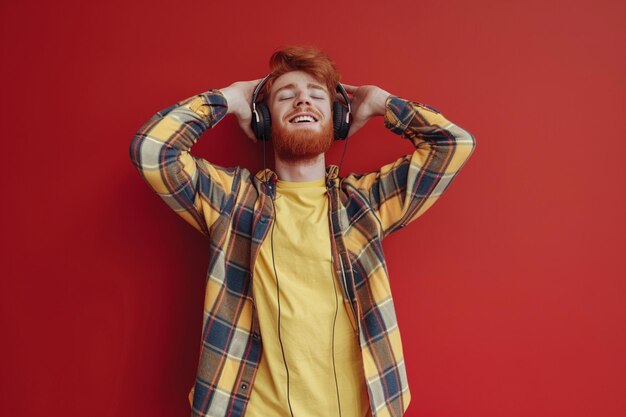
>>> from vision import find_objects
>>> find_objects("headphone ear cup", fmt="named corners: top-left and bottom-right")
top-left (332, 100), bottom-right (350, 140)
top-left (251, 103), bottom-right (272, 141)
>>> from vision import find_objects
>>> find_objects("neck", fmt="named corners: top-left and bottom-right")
top-left (274, 153), bottom-right (326, 182)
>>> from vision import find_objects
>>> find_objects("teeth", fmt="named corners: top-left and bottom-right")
top-left (290, 115), bottom-right (315, 123)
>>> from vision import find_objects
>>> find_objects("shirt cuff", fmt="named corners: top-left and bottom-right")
top-left (383, 95), bottom-right (442, 136)
top-left (383, 95), bottom-right (414, 136)
top-left (187, 89), bottom-right (228, 128)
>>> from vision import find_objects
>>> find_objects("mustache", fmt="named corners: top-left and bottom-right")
top-left (284, 107), bottom-right (323, 122)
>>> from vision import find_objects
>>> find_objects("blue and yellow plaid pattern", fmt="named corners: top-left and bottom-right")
top-left (129, 89), bottom-right (476, 417)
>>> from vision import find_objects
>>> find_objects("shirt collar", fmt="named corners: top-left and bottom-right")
top-left (254, 164), bottom-right (340, 186)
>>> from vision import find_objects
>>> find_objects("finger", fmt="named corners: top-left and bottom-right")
top-left (336, 94), bottom-right (349, 105)
top-left (342, 84), bottom-right (358, 92)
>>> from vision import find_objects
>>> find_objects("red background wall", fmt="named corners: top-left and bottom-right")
top-left (2, 0), bottom-right (624, 416)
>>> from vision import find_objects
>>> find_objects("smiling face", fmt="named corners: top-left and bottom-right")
top-left (267, 70), bottom-right (334, 163)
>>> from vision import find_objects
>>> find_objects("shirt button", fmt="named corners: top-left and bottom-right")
top-left (252, 332), bottom-right (260, 339)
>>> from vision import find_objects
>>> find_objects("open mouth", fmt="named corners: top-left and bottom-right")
top-left (288, 114), bottom-right (319, 124)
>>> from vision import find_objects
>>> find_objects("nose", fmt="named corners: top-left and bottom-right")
top-left (294, 91), bottom-right (311, 107)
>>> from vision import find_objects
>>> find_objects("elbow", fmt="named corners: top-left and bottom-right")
top-left (465, 130), bottom-right (477, 152)
top-left (451, 128), bottom-right (476, 165)
top-left (129, 131), bottom-right (145, 168)
top-left (458, 124), bottom-right (476, 149)
top-left (447, 121), bottom-right (476, 149)
top-left (129, 134), bottom-right (139, 166)
top-left (457, 125), bottom-right (476, 147)
top-left (129, 113), bottom-right (161, 167)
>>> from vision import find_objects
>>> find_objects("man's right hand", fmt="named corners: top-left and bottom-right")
top-left (219, 78), bottom-right (264, 143)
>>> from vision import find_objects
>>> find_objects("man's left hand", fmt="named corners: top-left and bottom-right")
top-left (342, 84), bottom-right (391, 138)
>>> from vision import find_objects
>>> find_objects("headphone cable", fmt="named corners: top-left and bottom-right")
top-left (336, 136), bottom-right (350, 178)
top-left (270, 201), bottom-right (296, 417)
top-left (329, 241), bottom-right (343, 417)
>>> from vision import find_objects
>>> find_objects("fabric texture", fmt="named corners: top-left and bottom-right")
top-left (246, 177), bottom-right (370, 417)
top-left (129, 89), bottom-right (476, 417)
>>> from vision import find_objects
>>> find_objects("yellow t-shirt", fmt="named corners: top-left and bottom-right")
top-left (246, 178), bottom-right (370, 417)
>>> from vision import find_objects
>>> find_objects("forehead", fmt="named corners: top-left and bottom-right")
top-left (270, 71), bottom-right (327, 94)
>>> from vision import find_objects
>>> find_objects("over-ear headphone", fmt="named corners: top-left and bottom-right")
top-left (251, 74), bottom-right (352, 142)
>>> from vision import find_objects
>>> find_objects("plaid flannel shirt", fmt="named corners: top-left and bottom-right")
top-left (129, 89), bottom-right (476, 417)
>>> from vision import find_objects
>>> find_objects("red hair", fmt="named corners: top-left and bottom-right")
top-left (262, 45), bottom-right (341, 100)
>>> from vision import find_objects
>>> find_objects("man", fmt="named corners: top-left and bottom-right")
top-left (129, 46), bottom-right (476, 417)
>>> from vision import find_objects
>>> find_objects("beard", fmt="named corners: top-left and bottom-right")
top-left (271, 116), bottom-right (334, 164)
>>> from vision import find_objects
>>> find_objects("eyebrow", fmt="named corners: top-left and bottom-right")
top-left (274, 83), bottom-right (327, 95)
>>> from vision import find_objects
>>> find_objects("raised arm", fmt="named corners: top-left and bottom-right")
top-left (343, 85), bottom-right (477, 238)
top-left (128, 79), bottom-right (261, 236)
